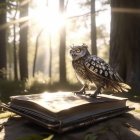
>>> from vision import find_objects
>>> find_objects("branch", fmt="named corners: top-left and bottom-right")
top-left (0, 7), bottom-right (107, 30)
top-left (20, 0), bottom-right (31, 6)
top-left (67, 8), bottom-right (107, 20)
top-left (64, 0), bottom-right (69, 11)
top-left (0, 16), bottom-right (29, 30)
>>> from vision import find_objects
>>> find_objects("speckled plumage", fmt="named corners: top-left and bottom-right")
top-left (70, 44), bottom-right (131, 97)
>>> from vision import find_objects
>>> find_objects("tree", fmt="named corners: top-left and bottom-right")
top-left (91, 0), bottom-right (97, 55)
top-left (13, 1), bottom-right (18, 80)
top-left (59, 0), bottom-right (67, 83)
top-left (49, 34), bottom-right (52, 83)
top-left (109, 0), bottom-right (140, 95)
top-left (19, 0), bottom-right (28, 80)
top-left (0, 0), bottom-right (7, 79)
top-left (32, 28), bottom-right (44, 77)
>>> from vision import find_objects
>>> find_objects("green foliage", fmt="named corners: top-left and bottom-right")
top-left (0, 80), bottom-right (25, 102)
top-left (84, 125), bottom-right (111, 140)
top-left (0, 77), bottom-right (81, 102)
top-left (0, 2), bottom-right (6, 15)
top-left (16, 134), bottom-right (54, 140)
top-left (0, 68), bottom-right (7, 79)
top-left (16, 134), bottom-right (44, 140)
top-left (26, 79), bottom-right (80, 94)
top-left (85, 133), bottom-right (97, 140)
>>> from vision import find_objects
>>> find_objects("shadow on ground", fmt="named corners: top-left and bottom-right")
top-left (1, 111), bottom-right (140, 140)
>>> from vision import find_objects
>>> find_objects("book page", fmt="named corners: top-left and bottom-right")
top-left (29, 92), bottom-right (93, 113)
top-left (11, 92), bottom-right (94, 113)
top-left (10, 92), bottom-right (126, 113)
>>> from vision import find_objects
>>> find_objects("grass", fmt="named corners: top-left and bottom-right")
top-left (0, 80), bottom-right (26, 102)
top-left (0, 79), bottom-right (140, 103)
top-left (0, 79), bottom-right (81, 103)
top-left (16, 134), bottom-right (54, 140)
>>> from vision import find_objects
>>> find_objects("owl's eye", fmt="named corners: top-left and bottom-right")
top-left (76, 49), bottom-right (81, 53)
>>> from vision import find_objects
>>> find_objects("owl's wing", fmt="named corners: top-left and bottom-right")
top-left (84, 55), bottom-right (123, 82)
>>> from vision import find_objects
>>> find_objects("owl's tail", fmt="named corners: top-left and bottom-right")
top-left (119, 83), bottom-right (131, 92)
top-left (110, 82), bottom-right (131, 93)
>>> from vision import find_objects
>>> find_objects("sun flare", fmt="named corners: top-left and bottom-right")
top-left (29, 1), bottom-right (66, 34)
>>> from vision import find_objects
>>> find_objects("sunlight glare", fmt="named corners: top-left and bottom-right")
top-left (29, 1), bottom-right (66, 34)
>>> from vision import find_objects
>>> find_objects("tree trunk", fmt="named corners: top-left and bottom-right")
top-left (0, 0), bottom-right (7, 79)
top-left (19, 1), bottom-right (28, 80)
top-left (109, 0), bottom-right (140, 95)
top-left (32, 28), bottom-right (44, 77)
top-left (13, 1), bottom-right (18, 80)
top-left (49, 34), bottom-right (52, 83)
top-left (91, 0), bottom-right (97, 55)
top-left (59, 0), bottom-right (67, 83)
top-left (13, 24), bottom-right (18, 80)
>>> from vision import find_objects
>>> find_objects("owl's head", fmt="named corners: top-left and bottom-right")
top-left (70, 44), bottom-right (90, 60)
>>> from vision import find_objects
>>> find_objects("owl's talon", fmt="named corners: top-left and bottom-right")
top-left (90, 94), bottom-right (98, 98)
top-left (74, 85), bottom-right (87, 95)
top-left (74, 90), bottom-right (86, 95)
top-left (90, 90), bottom-right (101, 98)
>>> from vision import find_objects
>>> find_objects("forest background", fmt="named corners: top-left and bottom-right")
top-left (0, 0), bottom-right (140, 102)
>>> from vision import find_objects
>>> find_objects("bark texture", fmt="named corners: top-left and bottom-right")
top-left (0, 0), bottom-right (7, 79)
top-left (91, 0), bottom-right (97, 55)
top-left (59, 0), bottom-right (67, 83)
top-left (19, 1), bottom-right (28, 80)
top-left (110, 0), bottom-right (140, 95)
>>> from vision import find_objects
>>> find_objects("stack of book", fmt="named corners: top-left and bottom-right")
top-left (1, 92), bottom-right (133, 133)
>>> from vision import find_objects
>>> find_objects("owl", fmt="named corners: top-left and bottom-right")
top-left (70, 44), bottom-right (131, 97)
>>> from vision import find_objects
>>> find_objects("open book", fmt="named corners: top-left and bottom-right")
top-left (2, 92), bottom-right (133, 133)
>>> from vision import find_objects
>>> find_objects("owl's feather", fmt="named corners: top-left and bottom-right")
top-left (84, 55), bottom-right (123, 82)
top-left (70, 44), bottom-right (131, 95)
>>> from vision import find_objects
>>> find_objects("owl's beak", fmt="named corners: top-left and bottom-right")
top-left (70, 51), bottom-right (77, 59)
top-left (72, 54), bottom-right (77, 57)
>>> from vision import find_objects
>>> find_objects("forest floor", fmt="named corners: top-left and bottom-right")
top-left (0, 99), bottom-right (140, 140)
